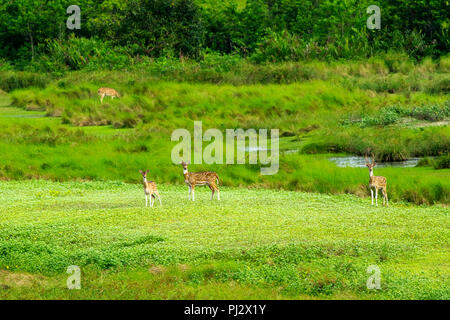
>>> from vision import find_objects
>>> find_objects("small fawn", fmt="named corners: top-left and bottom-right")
top-left (139, 170), bottom-right (162, 207)
top-left (98, 87), bottom-right (120, 103)
top-left (181, 161), bottom-right (220, 201)
top-left (365, 154), bottom-right (388, 207)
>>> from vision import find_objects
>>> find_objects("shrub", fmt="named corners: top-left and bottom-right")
top-left (41, 37), bottom-right (135, 71)
top-left (0, 71), bottom-right (50, 91)
top-left (434, 154), bottom-right (450, 169)
top-left (425, 76), bottom-right (450, 94)
top-left (250, 29), bottom-right (305, 63)
top-left (438, 55), bottom-right (450, 72)
top-left (410, 104), bottom-right (450, 121)
top-left (416, 157), bottom-right (435, 167)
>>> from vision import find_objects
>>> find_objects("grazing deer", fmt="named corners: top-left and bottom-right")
top-left (365, 154), bottom-right (388, 207)
top-left (98, 87), bottom-right (120, 103)
top-left (139, 170), bottom-right (162, 207)
top-left (181, 161), bottom-right (220, 201)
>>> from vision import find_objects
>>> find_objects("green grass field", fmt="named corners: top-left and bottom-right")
top-left (0, 57), bottom-right (449, 299)
top-left (0, 180), bottom-right (448, 299)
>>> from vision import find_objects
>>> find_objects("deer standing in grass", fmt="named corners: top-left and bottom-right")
top-left (181, 161), bottom-right (220, 201)
top-left (139, 170), bottom-right (162, 207)
top-left (98, 87), bottom-right (120, 103)
top-left (365, 154), bottom-right (388, 207)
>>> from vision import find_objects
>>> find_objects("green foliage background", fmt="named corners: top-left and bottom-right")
top-left (0, 0), bottom-right (448, 69)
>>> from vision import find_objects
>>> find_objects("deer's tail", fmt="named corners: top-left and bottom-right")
top-left (215, 173), bottom-right (220, 185)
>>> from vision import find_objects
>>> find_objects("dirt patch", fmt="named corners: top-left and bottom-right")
top-left (400, 117), bottom-right (449, 128)
top-left (413, 120), bottom-right (449, 128)
top-left (178, 264), bottom-right (190, 272)
top-left (0, 270), bottom-right (46, 288)
top-left (149, 265), bottom-right (166, 275)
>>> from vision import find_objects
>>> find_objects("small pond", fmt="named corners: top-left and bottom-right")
top-left (329, 156), bottom-right (422, 168)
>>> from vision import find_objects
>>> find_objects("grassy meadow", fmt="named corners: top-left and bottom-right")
top-left (0, 55), bottom-right (449, 299)
top-left (0, 180), bottom-right (449, 299)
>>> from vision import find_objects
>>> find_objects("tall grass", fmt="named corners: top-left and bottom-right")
top-left (2, 53), bottom-right (449, 89)
top-left (2, 55), bottom-right (449, 204)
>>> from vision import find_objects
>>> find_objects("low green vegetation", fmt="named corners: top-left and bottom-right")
top-left (0, 181), bottom-right (448, 299)
top-left (1, 58), bottom-right (449, 206)
top-left (342, 104), bottom-right (450, 127)
top-left (0, 0), bottom-right (448, 301)
top-left (0, 106), bottom-right (448, 205)
top-left (417, 154), bottom-right (450, 170)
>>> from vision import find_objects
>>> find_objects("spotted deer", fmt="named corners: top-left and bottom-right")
top-left (365, 154), bottom-right (388, 207)
top-left (181, 161), bottom-right (220, 201)
top-left (139, 170), bottom-right (162, 207)
top-left (98, 87), bottom-right (120, 103)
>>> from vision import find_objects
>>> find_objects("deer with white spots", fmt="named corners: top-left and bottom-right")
top-left (98, 87), bottom-right (120, 103)
top-left (139, 170), bottom-right (162, 207)
top-left (181, 161), bottom-right (220, 201)
top-left (365, 153), bottom-right (388, 207)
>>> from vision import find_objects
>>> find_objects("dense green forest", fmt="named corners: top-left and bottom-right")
top-left (0, 0), bottom-right (448, 72)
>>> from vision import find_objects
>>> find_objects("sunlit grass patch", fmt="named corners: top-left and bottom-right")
top-left (0, 181), bottom-right (448, 299)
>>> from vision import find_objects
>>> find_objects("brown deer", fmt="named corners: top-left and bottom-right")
top-left (139, 170), bottom-right (162, 207)
top-left (98, 87), bottom-right (120, 103)
top-left (181, 161), bottom-right (220, 201)
top-left (365, 153), bottom-right (388, 207)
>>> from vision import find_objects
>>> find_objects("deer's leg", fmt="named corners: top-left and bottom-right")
top-left (188, 186), bottom-right (191, 200)
top-left (370, 188), bottom-right (374, 205)
top-left (375, 188), bottom-right (378, 206)
top-left (145, 194), bottom-right (148, 207)
top-left (214, 184), bottom-right (220, 200)
top-left (384, 188), bottom-right (388, 207)
top-left (208, 184), bottom-right (214, 200)
top-left (151, 194), bottom-right (155, 207)
top-left (192, 186), bottom-right (195, 201)
top-left (154, 191), bottom-right (161, 206)
top-left (100, 93), bottom-right (105, 104)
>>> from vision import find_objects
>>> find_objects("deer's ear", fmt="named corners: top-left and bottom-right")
top-left (146, 169), bottom-right (149, 173)
top-left (139, 170), bottom-right (143, 174)
top-left (373, 162), bottom-right (376, 167)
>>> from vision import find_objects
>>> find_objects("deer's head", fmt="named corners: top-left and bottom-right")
top-left (139, 169), bottom-right (149, 180)
top-left (181, 161), bottom-right (189, 174)
top-left (364, 154), bottom-right (376, 174)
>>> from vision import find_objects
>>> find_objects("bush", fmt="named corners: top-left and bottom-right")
top-left (0, 59), bottom-right (12, 71)
top-left (434, 154), bottom-right (450, 169)
top-left (382, 51), bottom-right (414, 74)
top-left (425, 76), bottom-right (450, 94)
top-left (438, 55), bottom-right (450, 72)
top-left (344, 103), bottom-right (450, 128)
top-left (38, 37), bottom-right (135, 71)
top-left (416, 157), bottom-right (435, 167)
top-left (410, 104), bottom-right (450, 121)
top-left (0, 71), bottom-right (50, 91)
top-left (250, 29), bottom-right (305, 63)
